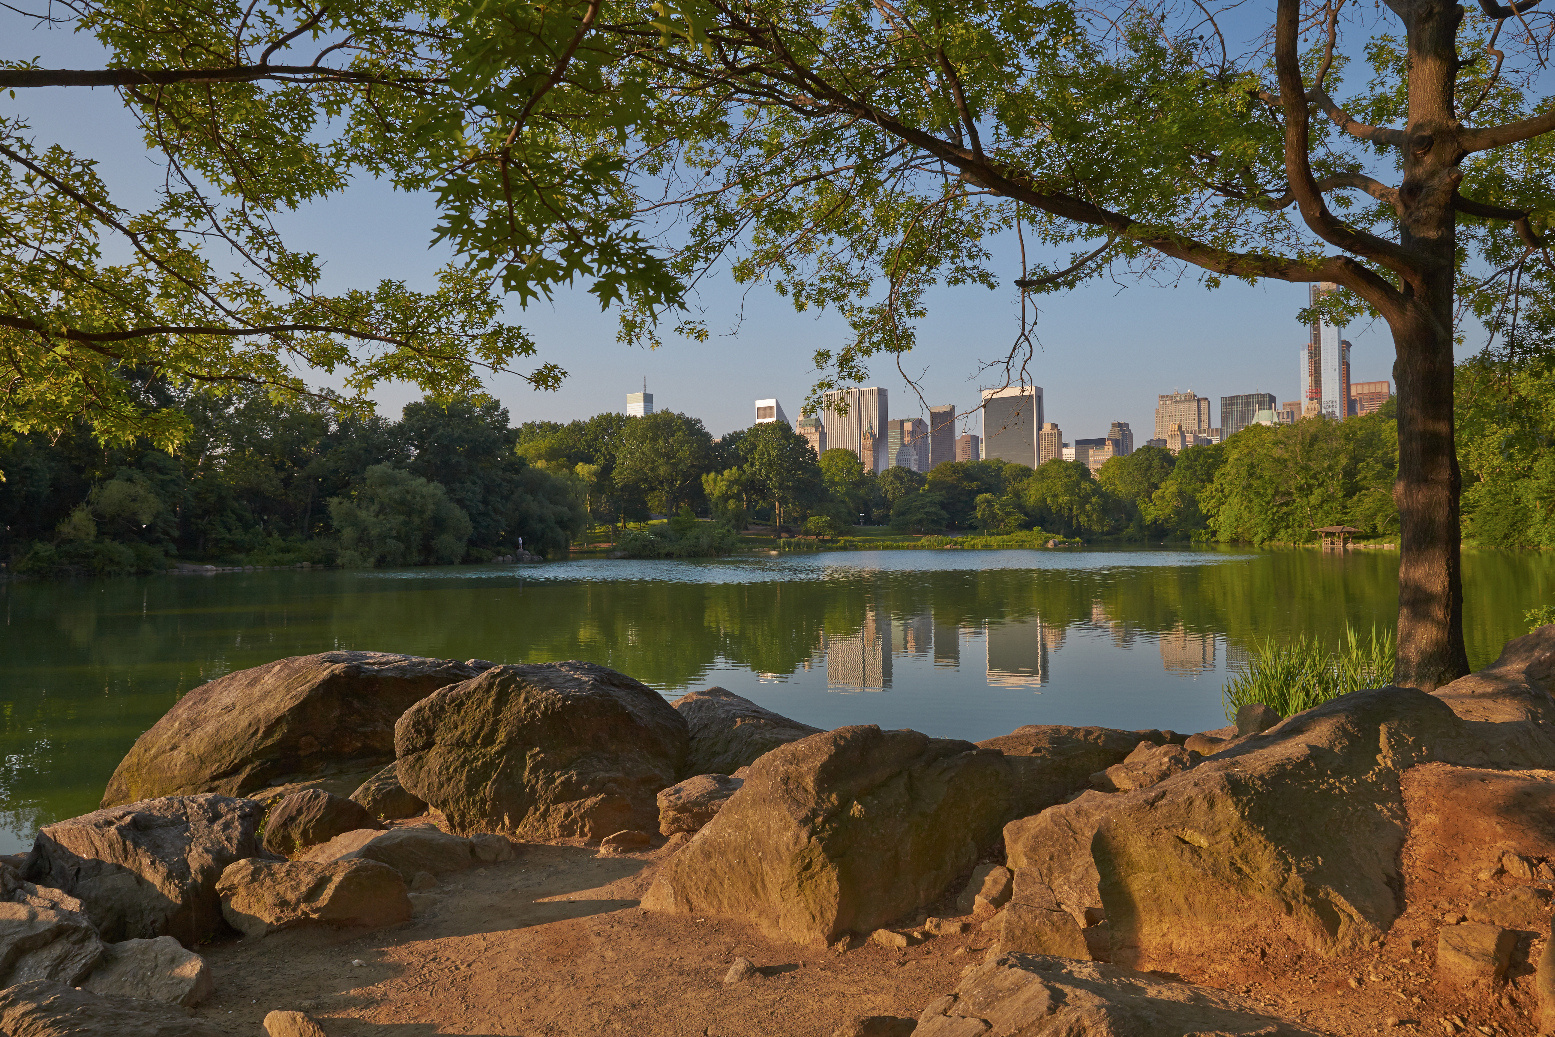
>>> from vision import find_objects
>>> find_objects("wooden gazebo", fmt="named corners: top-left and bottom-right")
top-left (1314, 525), bottom-right (1362, 550)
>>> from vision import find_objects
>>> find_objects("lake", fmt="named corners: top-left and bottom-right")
top-left (2, 545), bottom-right (1550, 853)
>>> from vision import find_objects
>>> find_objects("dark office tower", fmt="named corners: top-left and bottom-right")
top-left (981, 386), bottom-right (1043, 467)
top-left (927, 405), bottom-right (957, 469)
top-left (1220, 393), bottom-right (1277, 440)
top-left (956, 433), bottom-right (981, 461)
top-left (1107, 421), bottom-right (1134, 457)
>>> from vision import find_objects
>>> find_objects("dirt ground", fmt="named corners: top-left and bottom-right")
top-left (190, 835), bottom-right (1548, 1037)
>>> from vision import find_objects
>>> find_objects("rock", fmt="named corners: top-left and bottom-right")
top-left (1432, 624), bottom-right (1555, 768)
top-left (836, 1017), bottom-right (915, 1037)
top-left (1437, 922), bottom-right (1516, 988)
top-left (0, 980), bottom-right (227, 1036)
top-left (23, 794), bottom-right (265, 945)
top-left (0, 903), bottom-right (104, 986)
top-left (1401, 764), bottom-right (1555, 903)
top-left (263, 789), bottom-right (380, 857)
top-left (470, 834), bottom-right (516, 863)
top-left (80, 936), bottom-right (213, 1007)
top-left (644, 724), bottom-right (1152, 946)
top-left (350, 763), bottom-right (428, 821)
top-left (658, 773), bottom-right (743, 836)
top-left (1234, 702), bottom-right (1283, 737)
top-left (956, 865), bottom-right (1013, 917)
top-left (871, 929), bottom-right (917, 950)
top-left (1465, 887), bottom-right (1552, 931)
top-left (103, 652), bottom-right (492, 805)
top-left (723, 957), bottom-right (760, 984)
top-left (409, 871), bottom-right (437, 890)
top-left (1004, 686), bottom-right (1464, 970)
top-left (300, 826), bottom-right (476, 880)
top-left (216, 857), bottom-right (412, 938)
top-left (264, 1010), bottom-right (327, 1037)
top-left (1183, 724), bottom-right (1238, 756)
top-left (926, 917), bottom-right (973, 936)
top-left (1537, 918), bottom-right (1555, 1032)
top-left (395, 662), bottom-right (689, 841)
top-left (673, 687), bottom-right (822, 775)
top-left (986, 886), bottom-right (1090, 960)
top-left (1091, 742), bottom-right (1199, 794)
top-left (600, 830), bottom-right (653, 851)
top-left (912, 953), bottom-right (1320, 1036)
top-left (0, 862), bottom-right (86, 915)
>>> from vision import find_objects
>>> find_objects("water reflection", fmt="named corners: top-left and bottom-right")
top-left (0, 545), bottom-right (1551, 851)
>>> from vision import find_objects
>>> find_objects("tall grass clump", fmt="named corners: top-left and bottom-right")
top-left (1222, 625), bottom-right (1396, 721)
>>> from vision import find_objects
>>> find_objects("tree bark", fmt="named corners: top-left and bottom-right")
top-left (1389, 0), bottom-right (1472, 689)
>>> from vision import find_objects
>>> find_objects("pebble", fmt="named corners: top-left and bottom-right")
top-left (723, 958), bottom-right (760, 985)
top-left (1385, 1017), bottom-right (1400, 1028)
top-left (351, 959), bottom-right (365, 967)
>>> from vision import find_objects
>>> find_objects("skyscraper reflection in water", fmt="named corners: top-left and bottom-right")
top-left (984, 616), bottom-right (1064, 689)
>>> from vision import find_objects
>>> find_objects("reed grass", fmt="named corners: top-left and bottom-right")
top-left (1222, 625), bottom-right (1396, 722)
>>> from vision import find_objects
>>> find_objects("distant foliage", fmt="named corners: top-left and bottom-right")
top-left (616, 522), bottom-right (741, 558)
top-left (1222, 626), bottom-right (1396, 721)
top-left (1456, 338), bottom-right (1555, 548)
top-left (329, 465), bottom-right (474, 568)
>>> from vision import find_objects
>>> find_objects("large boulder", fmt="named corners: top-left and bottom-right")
top-left (103, 652), bottom-right (491, 806)
top-left (80, 937), bottom-right (213, 1007)
top-left (0, 980), bottom-right (227, 1037)
top-left (673, 687), bottom-right (821, 775)
top-left (395, 662), bottom-right (689, 840)
top-left (262, 789), bottom-right (379, 857)
top-left (657, 773), bottom-right (743, 836)
top-left (23, 794), bottom-right (265, 946)
top-left (0, 863), bottom-right (86, 915)
top-left (642, 724), bottom-right (1145, 945)
top-left (0, 904), bottom-right (103, 987)
top-left (216, 858), bottom-right (412, 937)
top-left (350, 762), bottom-right (428, 821)
top-left (975, 725), bottom-right (1180, 805)
top-left (300, 826), bottom-right (478, 879)
top-left (910, 954), bottom-right (1319, 1036)
top-left (1002, 686), bottom-right (1463, 970)
top-left (1433, 623), bottom-right (1555, 768)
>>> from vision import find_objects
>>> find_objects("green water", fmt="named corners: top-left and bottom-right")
top-left (1, 546), bottom-right (1550, 853)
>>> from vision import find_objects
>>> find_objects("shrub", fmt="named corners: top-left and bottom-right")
top-left (1528, 604), bottom-right (1555, 631)
top-left (616, 521), bottom-right (740, 558)
top-left (1222, 625), bottom-right (1395, 721)
top-left (328, 464), bottom-right (473, 567)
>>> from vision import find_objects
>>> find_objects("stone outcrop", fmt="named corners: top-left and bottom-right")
top-left (0, 980), bottom-right (227, 1037)
top-left (1003, 686), bottom-right (1463, 969)
top-left (0, 862), bottom-right (86, 915)
top-left (23, 794), bottom-right (265, 946)
top-left (975, 725), bottom-right (1179, 806)
top-left (910, 954), bottom-right (1319, 1036)
top-left (263, 789), bottom-right (379, 857)
top-left (0, 903), bottom-right (103, 987)
top-left (1436, 922), bottom-right (1516, 989)
top-left (216, 857), bottom-right (412, 937)
top-left (1089, 742), bottom-right (1198, 793)
top-left (300, 826), bottom-right (478, 880)
top-left (644, 723), bottom-right (1144, 945)
top-left (80, 937), bottom-right (213, 1007)
top-left (657, 774), bottom-right (743, 836)
top-left (350, 762), bottom-right (428, 821)
top-left (103, 652), bottom-right (491, 806)
top-left (673, 687), bottom-right (821, 775)
top-left (265, 1010), bottom-right (328, 1037)
top-left (1432, 623), bottom-right (1555, 768)
top-left (395, 662), bottom-right (689, 840)
top-left (1400, 763), bottom-right (1555, 903)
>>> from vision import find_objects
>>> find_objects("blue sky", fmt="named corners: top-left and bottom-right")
top-left (7, 15), bottom-right (1422, 444)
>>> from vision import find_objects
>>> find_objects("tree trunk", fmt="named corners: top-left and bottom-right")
top-left (1391, 306), bottom-right (1470, 688)
top-left (1391, 0), bottom-right (1471, 689)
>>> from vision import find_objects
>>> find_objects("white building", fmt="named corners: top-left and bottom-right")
top-left (754, 399), bottom-right (790, 425)
top-left (626, 391), bottom-right (653, 417)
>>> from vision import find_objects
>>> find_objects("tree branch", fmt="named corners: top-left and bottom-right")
top-left (1461, 107), bottom-right (1555, 152)
top-left (0, 64), bottom-right (440, 90)
top-left (1453, 192), bottom-right (1546, 247)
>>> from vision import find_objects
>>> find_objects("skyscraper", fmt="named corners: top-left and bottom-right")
top-left (1154, 391), bottom-right (1212, 441)
top-left (981, 385), bottom-right (1044, 467)
top-left (1305, 283), bottom-right (1352, 420)
top-left (626, 389), bottom-right (654, 417)
top-left (956, 433), bottom-right (981, 461)
top-left (928, 405), bottom-right (957, 469)
top-left (1038, 422), bottom-right (1063, 465)
top-left (1220, 393), bottom-right (1277, 440)
top-left (796, 414), bottom-right (826, 455)
top-left (1350, 380), bottom-right (1392, 416)
top-left (1074, 437), bottom-right (1112, 473)
top-left (821, 387), bottom-right (889, 472)
top-left (1107, 421), bottom-right (1134, 457)
top-left (886, 417), bottom-right (929, 471)
top-left (754, 399), bottom-right (789, 425)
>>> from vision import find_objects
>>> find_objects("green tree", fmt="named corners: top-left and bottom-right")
top-left (1097, 447), bottom-right (1176, 536)
top-left (1147, 445), bottom-right (1228, 539)
top-left (877, 466), bottom-right (927, 507)
top-left (819, 448), bottom-right (870, 523)
top-left (736, 421), bottom-right (825, 533)
top-left (974, 492), bottom-right (1027, 534)
top-left (890, 491), bottom-right (949, 534)
top-left (1019, 461), bottom-right (1111, 538)
top-left (702, 467), bottom-right (752, 529)
top-left (329, 464), bottom-right (473, 567)
top-left (1455, 339), bottom-right (1555, 547)
top-left (925, 459), bottom-right (1010, 528)
top-left (614, 411), bottom-right (715, 514)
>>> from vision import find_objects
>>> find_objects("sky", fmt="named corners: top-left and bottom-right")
top-left (6, 13), bottom-right (1433, 445)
